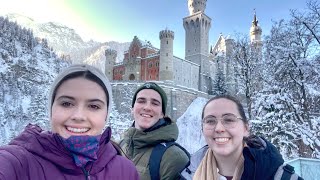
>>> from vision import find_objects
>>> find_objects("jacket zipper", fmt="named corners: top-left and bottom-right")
top-left (82, 167), bottom-right (91, 180)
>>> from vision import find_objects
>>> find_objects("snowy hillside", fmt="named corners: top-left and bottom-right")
top-left (176, 97), bottom-right (208, 154)
top-left (0, 16), bottom-right (70, 144)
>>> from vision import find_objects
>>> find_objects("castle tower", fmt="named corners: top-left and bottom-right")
top-left (159, 29), bottom-right (174, 81)
top-left (105, 48), bottom-right (117, 81)
top-left (188, 0), bottom-right (206, 15)
top-left (250, 11), bottom-right (262, 50)
top-left (184, 0), bottom-right (211, 92)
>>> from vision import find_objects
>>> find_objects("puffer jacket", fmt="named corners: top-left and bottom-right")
top-left (0, 124), bottom-right (139, 180)
top-left (119, 117), bottom-right (189, 180)
top-left (181, 136), bottom-right (301, 180)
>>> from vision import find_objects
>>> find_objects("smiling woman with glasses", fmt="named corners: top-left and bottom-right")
top-left (181, 94), bottom-right (302, 180)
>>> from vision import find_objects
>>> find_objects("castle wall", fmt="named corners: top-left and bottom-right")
top-left (113, 65), bottom-right (125, 80)
top-left (173, 56), bottom-right (199, 90)
top-left (142, 56), bottom-right (160, 80)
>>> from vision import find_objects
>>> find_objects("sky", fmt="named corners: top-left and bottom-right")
top-left (0, 0), bottom-right (309, 59)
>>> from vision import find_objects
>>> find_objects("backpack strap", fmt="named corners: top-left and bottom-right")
top-left (280, 164), bottom-right (295, 180)
top-left (110, 140), bottom-right (124, 156)
top-left (149, 141), bottom-right (190, 180)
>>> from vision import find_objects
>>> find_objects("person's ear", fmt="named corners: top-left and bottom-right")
top-left (244, 124), bottom-right (250, 136)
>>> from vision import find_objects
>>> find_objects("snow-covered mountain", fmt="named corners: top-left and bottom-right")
top-left (4, 13), bottom-right (130, 71)
top-left (0, 16), bottom-right (70, 144)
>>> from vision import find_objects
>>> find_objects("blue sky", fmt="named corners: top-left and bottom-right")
top-left (0, 0), bottom-right (309, 58)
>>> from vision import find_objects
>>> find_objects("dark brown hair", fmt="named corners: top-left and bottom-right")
top-left (201, 94), bottom-right (248, 124)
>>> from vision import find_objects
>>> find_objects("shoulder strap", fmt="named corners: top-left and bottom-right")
top-left (110, 140), bottom-right (123, 156)
top-left (149, 141), bottom-right (190, 180)
top-left (280, 164), bottom-right (303, 180)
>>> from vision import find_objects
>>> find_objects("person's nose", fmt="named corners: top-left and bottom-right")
top-left (214, 119), bottom-right (225, 132)
top-left (71, 106), bottom-right (86, 122)
top-left (143, 101), bottom-right (152, 111)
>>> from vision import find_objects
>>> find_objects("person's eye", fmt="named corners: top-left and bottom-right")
top-left (224, 117), bottom-right (236, 123)
top-left (205, 118), bottom-right (216, 124)
top-left (152, 102), bottom-right (160, 106)
top-left (61, 101), bottom-right (72, 107)
top-left (136, 99), bottom-right (146, 104)
top-left (89, 104), bottom-right (101, 110)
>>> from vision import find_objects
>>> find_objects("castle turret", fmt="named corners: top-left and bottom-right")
top-left (188, 0), bottom-right (207, 15)
top-left (159, 29), bottom-right (174, 81)
top-left (250, 11), bottom-right (262, 50)
top-left (105, 49), bottom-right (117, 81)
top-left (184, 0), bottom-right (211, 92)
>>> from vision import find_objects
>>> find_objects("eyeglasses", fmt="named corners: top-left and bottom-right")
top-left (202, 114), bottom-right (242, 130)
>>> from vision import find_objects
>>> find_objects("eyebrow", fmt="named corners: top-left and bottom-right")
top-left (137, 97), bottom-right (161, 104)
top-left (56, 95), bottom-right (106, 105)
top-left (222, 113), bottom-right (237, 116)
top-left (204, 113), bottom-right (237, 118)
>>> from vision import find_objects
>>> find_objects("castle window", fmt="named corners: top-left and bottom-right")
top-left (156, 62), bottom-right (159, 67)
top-left (148, 62), bottom-right (153, 68)
top-left (166, 40), bottom-right (168, 44)
top-left (166, 66), bottom-right (168, 70)
top-left (166, 53), bottom-right (168, 56)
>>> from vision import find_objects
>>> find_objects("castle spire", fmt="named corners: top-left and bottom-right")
top-left (250, 9), bottom-right (262, 39)
top-left (252, 9), bottom-right (258, 26)
top-left (250, 9), bottom-right (263, 50)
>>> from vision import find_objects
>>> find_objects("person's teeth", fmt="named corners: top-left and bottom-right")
top-left (66, 127), bottom-right (89, 133)
top-left (141, 114), bottom-right (152, 117)
top-left (215, 138), bottom-right (229, 143)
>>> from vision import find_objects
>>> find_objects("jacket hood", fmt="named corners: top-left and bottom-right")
top-left (9, 124), bottom-right (118, 175)
top-left (242, 136), bottom-right (284, 179)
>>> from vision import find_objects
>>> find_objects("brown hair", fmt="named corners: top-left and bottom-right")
top-left (201, 94), bottom-right (248, 124)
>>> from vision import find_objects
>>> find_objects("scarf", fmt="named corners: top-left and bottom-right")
top-left (193, 148), bottom-right (244, 180)
top-left (59, 134), bottom-right (101, 167)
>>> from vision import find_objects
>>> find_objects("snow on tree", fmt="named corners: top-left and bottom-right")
top-left (251, 2), bottom-right (320, 158)
top-left (0, 16), bottom-right (70, 144)
top-left (231, 35), bottom-right (263, 119)
top-left (212, 57), bottom-right (228, 96)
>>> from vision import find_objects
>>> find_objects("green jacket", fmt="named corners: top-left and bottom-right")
top-left (119, 117), bottom-right (189, 180)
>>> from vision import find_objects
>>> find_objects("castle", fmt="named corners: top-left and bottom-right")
top-left (105, 0), bottom-right (262, 94)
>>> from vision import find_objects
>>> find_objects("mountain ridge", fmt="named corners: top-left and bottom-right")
top-left (4, 13), bottom-right (130, 71)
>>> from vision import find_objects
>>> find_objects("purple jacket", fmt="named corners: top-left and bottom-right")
top-left (0, 124), bottom-right (139, 180)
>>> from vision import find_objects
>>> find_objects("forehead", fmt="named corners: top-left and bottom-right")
top-left (136, 89), bottom-right (162, 102)
top-left (204, 98), bottom-right (239, 116)
top-left (56, 77), bottom-right (106, 99)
